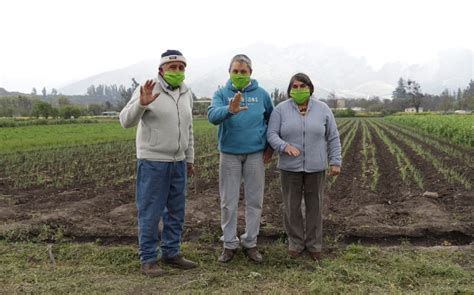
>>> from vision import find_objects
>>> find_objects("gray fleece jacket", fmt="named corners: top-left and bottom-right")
top-left (267, 97), bottom-right (341, 172)
top-left (119, 76), bottom-right (194, 163)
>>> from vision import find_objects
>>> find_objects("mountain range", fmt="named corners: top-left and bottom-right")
top-left (58, 43), bottom-right (473, 99)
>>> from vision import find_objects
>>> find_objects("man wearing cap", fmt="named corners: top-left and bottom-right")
top-left (208, 54), bottom-right (274, 263)
top-left (120, 49), bottom-right (196, 277)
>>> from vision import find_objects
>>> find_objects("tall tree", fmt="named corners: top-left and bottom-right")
top-left (57, 96), bottom-right (71, 107)
top-left (86, 85), bottom-right (96, 97)
top-left (439, 89), bottom-right (454, 112)
top-left (392, 77), bottom-right (407, 99)
top-left (467, 79), bottom-right (474, 96)
top-left (406, 79), bottom-right (423, 112)
top-left (460, 79), bottom-right (474, 110)
top-left (32, 101), bottom-right (54, 119)
top-left (271, 88), bottom-right (287, 106)
top-left (42, 87), bottom-right (47, 98)
top-left (31, 88), bottom-right (37, 95)
top-left (271, 88), bottom-right (279, 102)
top-left (96, 84), bottom-right (105, 97)
top-left (16, 96), bottom-right (34, 116)
top-left (456, 88), bottom-right (462, 102)
top-left (105, 101), bottom-right (113, 110)
top-left (119, 78), bottom-right (140, 108)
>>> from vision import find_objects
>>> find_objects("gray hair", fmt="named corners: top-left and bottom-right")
top-left (228, 54), bottom-right (252, 73)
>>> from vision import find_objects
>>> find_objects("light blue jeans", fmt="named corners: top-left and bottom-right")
top-left (135, 159), bottom-right (186, 263)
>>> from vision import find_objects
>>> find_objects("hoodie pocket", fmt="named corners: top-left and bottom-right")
top-left (150, 128), bottom-right (161, 147)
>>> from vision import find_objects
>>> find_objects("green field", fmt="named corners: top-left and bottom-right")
top-left (0, 118), bottom-right (216, 189)
top-left (0, 118), bottom-right (215, 153)
top-left (0, 122), bottom-right (135, 153)
top-left (0, 116), bottom-right (473, 293)
top-left (385, 114), bottom-right (474, 147)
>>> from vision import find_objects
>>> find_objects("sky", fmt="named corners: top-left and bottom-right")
top-left (1, 0), bottom-right (473, 93)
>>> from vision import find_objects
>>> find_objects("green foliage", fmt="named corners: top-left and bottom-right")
top-left (193, 100), bottom-right (210, 116)
top-left (378, 121), bottom-right (471, 189)
top-left (59, 105), bottom-right (83, 119)
top-left (0, 119), bottom-right (215, 190)
top-left (327, 119), bottom-right (359, 188)
top-left (0, 122), bottom-right (135, 153)
top-left (333, 108), bottom-right (356, 117)
top-left (32, 101), bottom-right (55, 119)
top-left (369, 120), bottom-right (424, 189)
top-left (385, 114), bottom-right (474, 147)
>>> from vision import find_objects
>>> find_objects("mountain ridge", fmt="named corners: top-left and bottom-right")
top-left (58, 43), bottom-right (473, 99)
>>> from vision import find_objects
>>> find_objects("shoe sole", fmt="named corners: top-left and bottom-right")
top-left (244, 253), bottom-right (263, 264)
top-left (161, 262), bottom-right (197, 270)
top-left (141, 270), bottom-right (166, 277)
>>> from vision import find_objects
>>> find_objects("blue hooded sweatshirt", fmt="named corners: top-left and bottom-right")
top-left (207, 79), bottom-right (274, 154)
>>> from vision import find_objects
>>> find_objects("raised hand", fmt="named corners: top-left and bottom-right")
top-left (140, 80), bottom-right (160, 106)
top-left (284, 144), bottom-right (300, 157)
top-left (228, 91), bottom-right (248, 113)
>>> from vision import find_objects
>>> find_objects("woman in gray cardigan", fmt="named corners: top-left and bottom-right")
top-left (267, 73), bottom-right (342, 261)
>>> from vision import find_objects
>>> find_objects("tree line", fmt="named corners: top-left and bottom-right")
top-left (0, 79), bottom-right (142, 118)
top-left (0, 96), bottom-right (101, 119)
top-left (270, 78), bottom-right (474, 114)
top-left (390, 78), bottom-right (474, 112)
top-left (2, 78), bottom-right (473, 118)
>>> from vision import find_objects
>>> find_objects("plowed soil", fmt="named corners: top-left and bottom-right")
top-left (1, 119), bottom-right (472, 245)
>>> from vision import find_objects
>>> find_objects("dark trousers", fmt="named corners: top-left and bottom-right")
top-left (280, 170), bottom-right (325, 252)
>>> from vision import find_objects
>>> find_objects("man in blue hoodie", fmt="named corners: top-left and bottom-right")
top-left (208, 54), bottom-right (274, 263)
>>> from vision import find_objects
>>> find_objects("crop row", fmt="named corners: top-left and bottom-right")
top-left (385, 115), bottom-right (473, 147)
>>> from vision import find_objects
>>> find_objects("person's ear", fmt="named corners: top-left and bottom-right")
top-left (159, 67), bottom-right (163, 75)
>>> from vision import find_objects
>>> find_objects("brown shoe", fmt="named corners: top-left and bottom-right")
top-left (244, 247), bottom-right (263, 263)
top-left (309, 251), bottom-right (321, 261)
top-left (140, 261), bottom-right (166, 277)
top-left (288, 249), bottom-right (302, 258)
top-left (161, 255), bottom-right (197, 269)
top-left (218, 248), bottom-right (237, 263)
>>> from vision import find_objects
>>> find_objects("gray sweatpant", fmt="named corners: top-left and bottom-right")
top-left (219, 152), bottom-right (264, 250)
top-left (280, 170), bottom-right (326, 252)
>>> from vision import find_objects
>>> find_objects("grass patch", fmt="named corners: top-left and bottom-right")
top-left (0, 240), bottom-right (472, 294)
top-left (0, 118), bottom-right (213, 153)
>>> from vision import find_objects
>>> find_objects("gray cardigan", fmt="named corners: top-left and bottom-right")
top-left (267, 97), bottom-right (341, 172)
top-left (119, 76), bottom-right (194, 163)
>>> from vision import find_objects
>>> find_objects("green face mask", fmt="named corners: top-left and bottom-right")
top-left (290, 88), bottom-right (311, 104)
top-left (230, 73), bottom-right (250, 89)
top-left (163, 71), bottom-right (185, 87)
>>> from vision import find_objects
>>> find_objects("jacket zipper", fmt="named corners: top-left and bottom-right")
top-left (302, 113), bottom-right (306, 171)
top-left (174, 93), bottom-right (182, 161)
